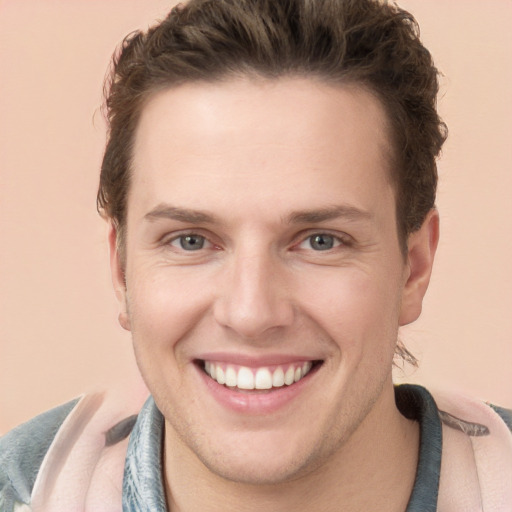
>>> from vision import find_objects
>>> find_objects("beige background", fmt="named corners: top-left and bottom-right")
top-left (1, 0), bottom-right (511, 433)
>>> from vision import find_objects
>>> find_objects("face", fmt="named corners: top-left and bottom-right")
top-left (110, 78), bottom-right (436, 485)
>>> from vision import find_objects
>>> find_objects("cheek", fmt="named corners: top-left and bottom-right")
top-left (296, 268), bottom-right (403, 355)
top-left (126, 266), bottom-right (214, 350)
top-left (125, 269), bottom-right (213, 399)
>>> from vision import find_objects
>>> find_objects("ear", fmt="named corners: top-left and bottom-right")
top-left (108, 222), bottom-right (131, 331)
top-left (399, 209), bottom-right (439, 326)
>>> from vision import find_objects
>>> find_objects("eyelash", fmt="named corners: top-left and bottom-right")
top-left (296, 233), bottom-right (349, 252)
top-left (163, 231), bottom-right (351, 253)
top-left (165, 232), bottom-right (215, 251)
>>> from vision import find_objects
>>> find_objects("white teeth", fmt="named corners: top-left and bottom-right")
top-left (216, 366), bottom-right (226, 385)
top-left (254, 368), bottom-right (272, 390)
top-left (237, 367), bottom-right (255, 390)
top-left (272, 367), bottom-right (285, 387)
top-left (225, 366), bottom-right (237, 387)
top-left (284, 366), bottom-right (295, 385)
top-left (204, 361), bottom-right (316, 390)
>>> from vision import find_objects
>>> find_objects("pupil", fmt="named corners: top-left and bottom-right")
top-left (311, 234), bottom-right (333, 250)
top-left (181, 235), bottom-right (204, 250)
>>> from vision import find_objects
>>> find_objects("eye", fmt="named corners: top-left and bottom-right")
top-left (169, 234), bottom-right (209, 251)
top-left (299, 233), bottom-right (343, 251)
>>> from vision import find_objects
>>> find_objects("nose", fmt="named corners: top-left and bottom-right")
top-left (213, 249), bottom-right (294, 339)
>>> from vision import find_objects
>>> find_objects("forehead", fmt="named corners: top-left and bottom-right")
top-left (129, 78), bottom-right (394, 223)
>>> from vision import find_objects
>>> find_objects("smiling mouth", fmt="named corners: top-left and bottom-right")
top-left (198, 360), bottom-right (323, 392)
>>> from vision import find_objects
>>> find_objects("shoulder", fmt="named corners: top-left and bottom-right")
top-left (431, 389), bottom-right (512, 508)
top-left (0, 399), bottom-right (79, 510)
top-left (432, 388), bottom-right (512, 438)
top-left (397, 385), bottom-right (512, 510)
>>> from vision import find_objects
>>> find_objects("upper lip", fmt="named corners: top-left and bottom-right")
top-left (195, 352), bottom-right (323, 367)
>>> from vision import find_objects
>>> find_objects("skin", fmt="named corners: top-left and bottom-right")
top-left (109, 77), bottom-right (439, 511)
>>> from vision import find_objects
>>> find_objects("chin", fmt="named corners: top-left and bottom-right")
top-left (174, 421), bottom-right (338, 487)
top-left (198, 448), bottom-right (316, 486)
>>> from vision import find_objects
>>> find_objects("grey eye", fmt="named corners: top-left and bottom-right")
top-left (178, 234), bottom-right (205, 251)
top-left (309, 234), bottom-right (335, 250)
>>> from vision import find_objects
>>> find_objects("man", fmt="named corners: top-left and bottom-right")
top-left (1, 0), bottom-right (511, 510)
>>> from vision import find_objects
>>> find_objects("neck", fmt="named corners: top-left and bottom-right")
top-left (163, 383), bottom-right (419, 512)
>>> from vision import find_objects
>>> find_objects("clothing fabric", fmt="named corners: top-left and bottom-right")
top-left (1, 384), bottom-right (511, 511)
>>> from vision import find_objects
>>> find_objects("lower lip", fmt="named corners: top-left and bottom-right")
top-left (197, 364), bottom-right (318, 415)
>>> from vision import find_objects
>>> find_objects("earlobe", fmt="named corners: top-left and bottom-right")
top-left (399, 209), bottom-right (439, 326)
top-left (107, 222), bottom-right (131, 332)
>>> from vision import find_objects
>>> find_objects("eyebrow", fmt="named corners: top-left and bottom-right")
top-left (286, 205), bottom-right (373, 224)
top-left (144, 204), bottom-right (218, 224)
top-left (143, 203), bottom-right (373, 226)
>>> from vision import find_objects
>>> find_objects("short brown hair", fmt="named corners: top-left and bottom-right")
top-left (98, 0), bottom-right (447, 253)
